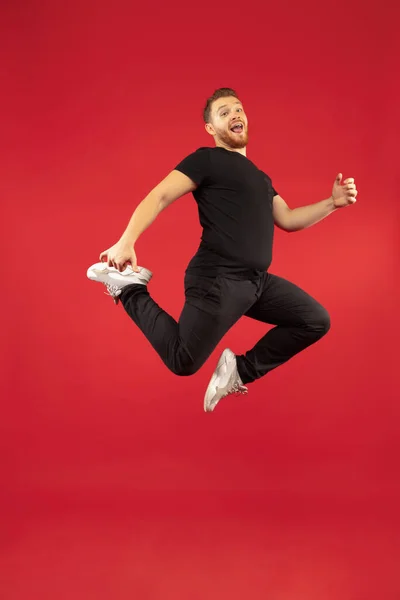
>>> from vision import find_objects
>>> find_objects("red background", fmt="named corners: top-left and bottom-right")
top-left (1, 0), bottom-right (399, 598)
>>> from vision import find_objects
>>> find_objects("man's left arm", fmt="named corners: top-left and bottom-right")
top-left (272, 174), bottom-right (358, 232)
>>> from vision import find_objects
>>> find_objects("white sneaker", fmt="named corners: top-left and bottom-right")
top-left (204, 348), bottom-right (248, 413)
top-left (87, 262), bottom-right (152, 304)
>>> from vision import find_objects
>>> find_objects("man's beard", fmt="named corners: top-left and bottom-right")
top-left (217, 126), bottom-right (249, 149)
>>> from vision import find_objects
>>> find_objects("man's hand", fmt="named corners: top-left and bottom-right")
top-left (332, 173), bottom-right (358, 208)
top-left (99, 241), bottom-right (139, 272)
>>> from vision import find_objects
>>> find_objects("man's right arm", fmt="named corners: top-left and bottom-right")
top-left (119, 169), bottom-right (197, 246)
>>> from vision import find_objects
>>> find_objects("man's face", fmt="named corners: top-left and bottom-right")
top-left (206, 96), bottom-right (249, 149)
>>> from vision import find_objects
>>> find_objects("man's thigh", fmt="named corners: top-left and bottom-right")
top-left (245, 273), bottom-right (329, 327)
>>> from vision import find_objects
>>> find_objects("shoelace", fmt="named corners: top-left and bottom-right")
top-left (222, 382), bottom-right (248, 398)
top-left (104, 283), bottom-right (121, 304)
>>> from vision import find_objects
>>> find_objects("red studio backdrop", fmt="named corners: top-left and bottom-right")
top-left (1, 1), bottom-right (399, 598)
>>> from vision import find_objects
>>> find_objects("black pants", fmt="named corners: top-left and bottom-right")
top-left (120, 271), bottom-right (330, 385)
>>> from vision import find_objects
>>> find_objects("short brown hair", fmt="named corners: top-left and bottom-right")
top-left (203, 87), bottom-right (239, 123)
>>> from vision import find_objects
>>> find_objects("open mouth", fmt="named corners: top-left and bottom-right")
top-left (230, 122), bottom-right (244, 134)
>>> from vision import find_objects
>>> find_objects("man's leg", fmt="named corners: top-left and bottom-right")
top-left (236, 273), bottom-right (331, 385)
top-left (120, 273), bottom-right (258, 377)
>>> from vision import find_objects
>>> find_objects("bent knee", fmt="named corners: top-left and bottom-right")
top-left (170, 360), bottom-right (202, 377)
top-left (174, 365), bottom-right (200, 377)
top-left (309, 306), bottom-right (331, 336)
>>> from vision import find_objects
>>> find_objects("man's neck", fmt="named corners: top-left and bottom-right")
top-left (215, 141), bottom-right (247, 157)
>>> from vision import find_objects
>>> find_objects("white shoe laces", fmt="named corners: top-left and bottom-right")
top-left (104, 283), bottom-right (121, 304)
top-left (222, 382), bottom-right (248, 398)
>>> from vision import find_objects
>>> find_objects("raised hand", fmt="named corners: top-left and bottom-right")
top-left (332, 173), bottom-right (358, 208)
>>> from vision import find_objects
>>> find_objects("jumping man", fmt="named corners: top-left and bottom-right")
top-left (87, 88), bottom-right (358, 412)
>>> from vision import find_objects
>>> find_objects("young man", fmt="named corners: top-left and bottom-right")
top-left (87, 88), bottom-right (358, 412)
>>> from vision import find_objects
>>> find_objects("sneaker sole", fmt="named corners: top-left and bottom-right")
top-left (87, 264), bottom-right (152, 285)
top-left (203, 349), bottom-right (235, 412)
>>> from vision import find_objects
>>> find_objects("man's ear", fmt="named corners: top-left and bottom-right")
top-left (205, 122), bottom-right (216, 136)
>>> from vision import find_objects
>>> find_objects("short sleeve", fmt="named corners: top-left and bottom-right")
top-left (262, 171), bottom-right (279, 197)
top-left (174, 147), bottom-right (210, 186)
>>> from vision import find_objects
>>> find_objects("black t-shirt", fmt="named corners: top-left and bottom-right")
top-left (174, 146), bottom-right (278, 276)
